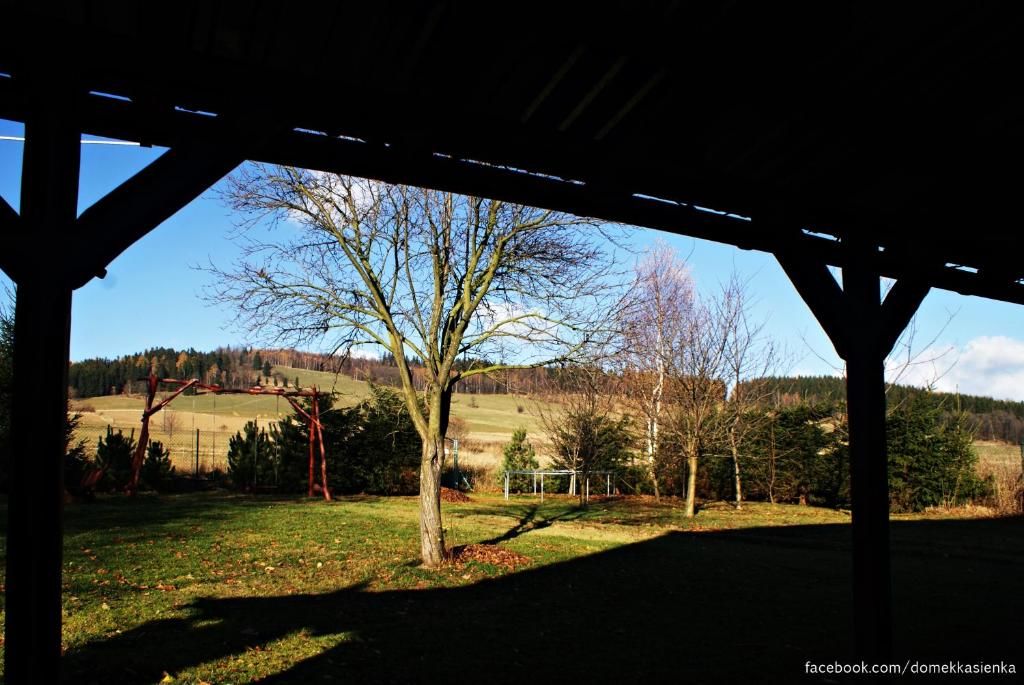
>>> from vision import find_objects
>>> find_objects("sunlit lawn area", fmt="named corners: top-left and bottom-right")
top-left (0, 493), bottom-right (1020, 683)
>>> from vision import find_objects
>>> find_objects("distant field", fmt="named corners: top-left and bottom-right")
top-left (72, 366), bottom-right (554, 471)
top-left (975, 439), bottom-right (1021, 468)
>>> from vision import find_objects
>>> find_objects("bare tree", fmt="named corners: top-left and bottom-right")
top-left (666, 290), bottom-right (734, 518)
top-left (721, 274), bottom-right (783, 509)
top-left (162, 409), bottom-right (180, 441)
top-left (619, 243), bottom-right (694, 500)
top-left (208, 166), bottom-right (627, 566)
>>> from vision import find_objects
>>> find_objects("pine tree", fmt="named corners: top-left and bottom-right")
top-left (142, 440), bottom-right (175, 491)
top-left (500, 428), bottom-right (539, 492)
top-left (227, 421), bottom-right (276, 490)
top-left (95, 427), bottom-right (136, 491)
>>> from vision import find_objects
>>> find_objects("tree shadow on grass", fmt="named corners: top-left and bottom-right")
top-left (61, 516), bottom-right (1023, 684)
top-left (476, 503), bottom-right (590, 545)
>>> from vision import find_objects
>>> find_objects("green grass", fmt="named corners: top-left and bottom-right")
top-left (0, 493), bottom-right (1020, 683)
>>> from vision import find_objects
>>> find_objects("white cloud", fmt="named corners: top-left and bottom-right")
top-left (888, 335), bottom-right (1024, 401)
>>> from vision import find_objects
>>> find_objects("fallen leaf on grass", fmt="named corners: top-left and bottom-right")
top-left (449, 544), bottom-right (531, 571)
top-left (440, 487), bottom-right (471, 503)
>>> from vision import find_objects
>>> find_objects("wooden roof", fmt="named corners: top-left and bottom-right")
top-left (2, 2), bottom-right (1023, 300)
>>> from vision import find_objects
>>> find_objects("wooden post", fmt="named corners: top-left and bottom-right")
top-left (314, 394), bottom-right (332, 501)
top-left (541, 473), bottom-right (544, 502)
top-left (128, 374), bottom-right (158, 494)
top-left (844, 253), bottom-right (892, 661)
top-left (5, 75), bottom-right (80, 684)
top-left (777, 245), bottom-right (928, 662)
top-left (307, 400), bottom-right (316, 497)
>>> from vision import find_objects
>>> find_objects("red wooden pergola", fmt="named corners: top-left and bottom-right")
top-left (124, 375), bottom-right (331, 500)
top-left (2, 3), bottom-right (1023, 681)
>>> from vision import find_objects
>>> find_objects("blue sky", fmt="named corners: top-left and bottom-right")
top-left (3, 118), bottom-right (1024, 400)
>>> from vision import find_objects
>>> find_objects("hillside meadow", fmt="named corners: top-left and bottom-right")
top-left (70, 366), bottom-right (555, 473)
top-left (71, 367), bottom-right (1023, 490)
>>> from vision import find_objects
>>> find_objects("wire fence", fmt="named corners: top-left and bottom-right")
top-left (80, 427), bottom-right (240, 476)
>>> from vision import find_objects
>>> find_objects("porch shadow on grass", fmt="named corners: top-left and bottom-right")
top-left (62, 516), bottom-right (1023, 684)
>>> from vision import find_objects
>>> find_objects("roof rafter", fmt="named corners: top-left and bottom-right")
top-left (72, 140), bottom-right (243, 287)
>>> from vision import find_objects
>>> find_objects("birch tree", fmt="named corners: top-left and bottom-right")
top-left (620, 244), bottom-right (693, 500)
top-left (209, 166), bottom-right (626, 566)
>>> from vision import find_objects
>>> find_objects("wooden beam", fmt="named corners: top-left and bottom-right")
top-left (775, 253), bottom-right (849, 359)
top-left (0, 194), bottom-right (17, 229)
top-left (879, 278), bottom-right (931, 355)
top-left (0, 196), bottom-right (19, 280)
top-left (73, 143), bottom-right (242, 287)
top-left (5, 75), bottom-right (80, 684)
top-left (1, 77), bottom-right (1023, 304)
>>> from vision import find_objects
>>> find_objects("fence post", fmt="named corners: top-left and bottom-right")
top-left (195, 428), bottom-right (200, 477)
top-left (541, 473), bottom-right (544, 502)
top-left (607, 473), bottom-right (611, 496)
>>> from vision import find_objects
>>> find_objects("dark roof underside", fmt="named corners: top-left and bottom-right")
top-left (2, 2), bottom-right (1024, 300)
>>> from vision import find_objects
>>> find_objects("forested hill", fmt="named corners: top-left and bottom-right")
top-left (67, 347), bottom-right (338, 398)
top-left (756, 375), bottom-right (1024, 443)
top-left (67, 346), bottom-right (540, 398)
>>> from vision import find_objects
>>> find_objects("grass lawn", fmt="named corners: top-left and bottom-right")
top-left (0, 493), bottom-right (1020, 683)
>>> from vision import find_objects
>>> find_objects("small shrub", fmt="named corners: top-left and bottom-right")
top-left (95, 427), bottom-right (136, 491)
top-left (142, 440), bottom-right (175, 491)
top-left (516, 404), bottom-right (525, 414)
top-left (500, 428), bottom-right (539, 492)
top-left (64, 412), bottom-right (93, 496)
top-left (227, 421), bottom-right (276, 490)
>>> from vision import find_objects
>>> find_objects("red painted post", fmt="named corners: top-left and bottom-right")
top-left (307, 393), bottom-right (316, 497)
top-left (127, 374), bottom-right (158, 494)
top-left (315, 394), bottom-right (332, 501)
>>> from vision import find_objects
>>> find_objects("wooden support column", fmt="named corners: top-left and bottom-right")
top-left (842, 253), bottom-right (892, 661)
top-left (4, 78), bottom-right (80, 684)
top-left (777, 242), bottom-right (929, 662)
top-left (2, 73), bottom-right (241, 682)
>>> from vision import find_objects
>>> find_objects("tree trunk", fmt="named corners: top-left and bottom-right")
top-left (730, 425), bottom-right (742, 509)
top-left (647, 416), bottom-right (661, 501)
top-left (418, 434), bottom-right (446, 567)
top-left (684, 450), bottom-right (698, 518)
